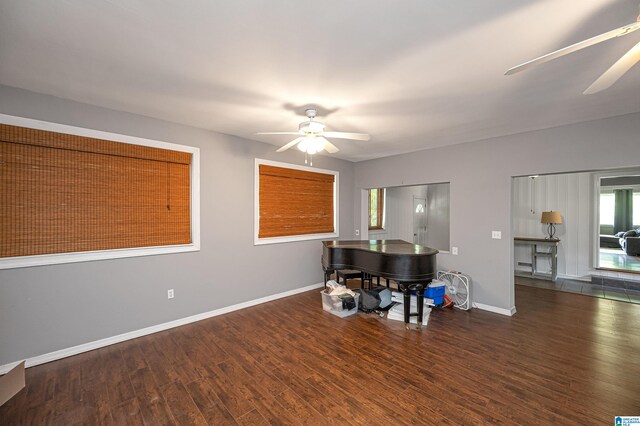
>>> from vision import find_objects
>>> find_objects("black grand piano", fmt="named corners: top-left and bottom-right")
top-left (322, 239), bottom-right (438, 327)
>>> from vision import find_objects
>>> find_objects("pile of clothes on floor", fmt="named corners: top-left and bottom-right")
top-left (323, 281), bottom-right (432, 326)
top-left (324, 280), bottom-right (358, 311)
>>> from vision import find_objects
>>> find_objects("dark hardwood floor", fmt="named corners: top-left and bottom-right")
top-left (1, 281), bottom-right (639, 425)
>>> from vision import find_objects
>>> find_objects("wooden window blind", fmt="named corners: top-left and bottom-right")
top-left (0, 123), bottom-right (192, 258)
top-left (258, 164), bottom-right (335, 238)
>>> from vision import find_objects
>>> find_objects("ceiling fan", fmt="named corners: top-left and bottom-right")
top-left (505, 9), bottom-right (640, 94)
top-left (256, 108), bottom-right (370, 165)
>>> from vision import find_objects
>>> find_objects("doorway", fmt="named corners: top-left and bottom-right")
top-left (511, 170), bottom-right (640, 304)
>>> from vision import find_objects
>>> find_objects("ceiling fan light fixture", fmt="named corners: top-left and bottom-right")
top-left (312, 138), bottom-right (326, 153)
top-left (297, 137), bottom-right (325, 154)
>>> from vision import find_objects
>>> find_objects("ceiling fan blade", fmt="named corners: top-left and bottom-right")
top-left (318, 137), bottom-right (339, 153)
top-left (584, 41), bottom-right (640, 94)
top-left (276, 137), bottom-right (303, 153)
top-left (323, 131), bottom-right (371, 141)
top-left (505, 21), bottom-right (640, 75)
top-left (256, 132), bottom-right (301, 136)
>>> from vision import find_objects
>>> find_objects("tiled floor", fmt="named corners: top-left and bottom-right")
top-left (599, 248), bottom-right (640, 272)
top-left (516, 276), bottom-right (640, 304)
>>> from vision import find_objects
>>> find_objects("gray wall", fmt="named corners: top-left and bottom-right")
top-left (353, 112), bottom-right (640, 312)
top-left (0, 85), bottom-right (355, 365)
top-left (425, 183), bottom-right (450, 251)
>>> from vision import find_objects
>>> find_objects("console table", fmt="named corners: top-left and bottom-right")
top-left (514, 237), bottom-right (560, 282)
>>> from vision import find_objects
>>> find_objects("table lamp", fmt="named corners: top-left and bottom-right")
top-left (541, 211), bottom-right (562, 240)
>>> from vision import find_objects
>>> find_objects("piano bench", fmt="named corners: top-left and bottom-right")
top-left (337, 270), bottom-right (369, 289)
top-left (371, 275), bottom-right (392, 288)
top-left (358, 273), bottom-right (391, 290)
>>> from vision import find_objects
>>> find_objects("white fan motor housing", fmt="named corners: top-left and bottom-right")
top-left (299, 121), bottom-right (325, 133)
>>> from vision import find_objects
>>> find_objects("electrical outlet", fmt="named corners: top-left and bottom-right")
top-left (492, 231), bottom-right (502, 239)
top-left (355, 229), bottom-right (360, 236)
top-left (167, 289), bottom-right (174, 299)
top-left (451, 247), bottom-right (458, 255)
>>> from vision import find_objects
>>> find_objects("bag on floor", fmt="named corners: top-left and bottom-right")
top-left (357, 286), bottom-right (393, 312)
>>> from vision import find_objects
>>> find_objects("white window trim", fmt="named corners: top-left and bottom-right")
top-left (0, 113), bottom-right (200, 270)
top-left (254, 158), bottom-right (339, 245)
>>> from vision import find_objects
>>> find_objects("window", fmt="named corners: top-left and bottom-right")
top-left (0, 115), bottom-right (200, 269)
top-left (600, 193), bottom-right (615, 226)
top-left (368, 188), bottom-right (385, 230)
top-left (255, 159), bottom-right (338, 244)
top-left (601, 189), bottom-right (640, 228)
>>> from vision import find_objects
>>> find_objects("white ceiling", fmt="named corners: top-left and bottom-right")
top-left (1, 0), bottom-right (639, 161)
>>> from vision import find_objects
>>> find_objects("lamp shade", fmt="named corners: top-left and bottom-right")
top-left (541, 211), bottom-right (562, 224)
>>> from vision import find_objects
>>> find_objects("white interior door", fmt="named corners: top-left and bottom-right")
top-left (413, 197), bottom-right (427, 246)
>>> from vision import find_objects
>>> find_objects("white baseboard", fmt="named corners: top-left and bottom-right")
top-left (0, 282), bottom-right (324, 375)
top-left (474, 303), bottom-right (517, 316)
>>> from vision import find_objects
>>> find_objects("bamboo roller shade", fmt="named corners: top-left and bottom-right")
top-left (259, 164), bottom-right (334, 238)
top-left (0, 124), bottom-right (192, 258)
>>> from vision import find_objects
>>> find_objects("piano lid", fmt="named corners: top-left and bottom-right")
top-left (322, 239), bottom-right (438, 256)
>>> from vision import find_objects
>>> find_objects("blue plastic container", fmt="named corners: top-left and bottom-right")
top-left (426, 282), bottom-right (445, 305)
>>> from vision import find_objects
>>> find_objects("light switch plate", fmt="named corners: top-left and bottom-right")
top-left (492, 231), bottom-right (502, 239)
top-left (355, 229), bottom-right (360, 236)
top-left (451, 247), bottom-right (458, 255)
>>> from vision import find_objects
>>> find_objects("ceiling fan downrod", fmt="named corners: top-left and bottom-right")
top-left (305, 108), bottom-right (317, 120)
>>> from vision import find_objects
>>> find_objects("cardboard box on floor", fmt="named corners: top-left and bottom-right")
top-left (0, 362), bottom-right (25, 407)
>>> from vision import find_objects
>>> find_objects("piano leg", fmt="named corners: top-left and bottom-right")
top-left (401, 283), bottom-right (411, 328)
top-left (323, 269), bottom-right (334, 288)
top-left (416, 283), bottom-right (425, 329)
top-left (399, 282), bottom-right (425, 329)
